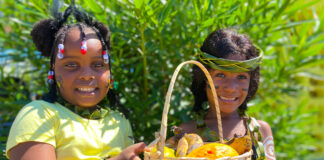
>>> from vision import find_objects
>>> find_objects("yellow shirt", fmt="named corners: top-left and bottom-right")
top-left (6, 100), bottom-right (134, 160)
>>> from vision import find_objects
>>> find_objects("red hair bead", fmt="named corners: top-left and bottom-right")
top-left (48, 71), bottom-right (54, 84)
top-left (57, 44), bottom-right (64, 59)
top-left (81, 41), bottom-right (87, 55)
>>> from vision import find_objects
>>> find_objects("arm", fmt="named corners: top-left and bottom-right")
top-left (258, 120), bottom-right (276, 160)
top-left (8, 142), bottom-right (56, 160)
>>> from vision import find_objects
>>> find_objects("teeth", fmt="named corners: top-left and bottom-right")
top-left (78, 88), bottom-right (95, 92)
top-left (220, 96), bottom-right (236, 101)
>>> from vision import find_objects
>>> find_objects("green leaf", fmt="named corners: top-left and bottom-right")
top-left (9, 18), bottom-right (33, 28)
top-left (272, 0), bottom-right (291, 20)
top-left (29, 0), bottom-right (47, 15)
top-left (292, 55), bottom-right (324, 72)
top-left (193, 0), bottom-right (201, 21)
top-left (84, 0), bottom-right (103, 13)
top-left (133, 0), bottom-right (144, 9)
top-left (201, 18), bottom-right (214, 28)
top-left (283, 0), bottom-right (322, 16)
top-left (159, 0), bottom-right (174, 25)
top-left (296, 72), bottom-right (324, 81)
top-left (271, 19), bottom-right (315, 32)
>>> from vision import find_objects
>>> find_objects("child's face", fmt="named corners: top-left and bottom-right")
top-left (54, 27), bottom-right (110, 108)
top-left (206, 54), bottom-right (250, 115)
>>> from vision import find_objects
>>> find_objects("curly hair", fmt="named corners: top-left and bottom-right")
top-left (30, 3), bottom-right (128, 116)
top-left (191, 29), bottom-right (260, 116)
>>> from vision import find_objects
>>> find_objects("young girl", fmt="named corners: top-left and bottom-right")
top-left (180, 29), bottom-right (275, 160)
top-left (6, 3), bottom-right (145, 160)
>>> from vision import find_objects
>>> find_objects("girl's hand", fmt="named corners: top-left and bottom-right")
top-left (110, 142), bottom-right (146, 160)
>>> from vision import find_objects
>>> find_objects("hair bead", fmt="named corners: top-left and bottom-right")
top-left (80, 40), bottom-right (87, 55)
top-left (102, 50), bottom-right (109, 64)
top-left (57, 43), bottom-right (64, 59)
top-left (109, 76), bottom-right (114, 89)
top-left (48, 71), bottom-right (55, 84)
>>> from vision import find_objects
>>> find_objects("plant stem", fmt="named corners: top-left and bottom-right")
top-left (140, 27), bottom-right (148, 100)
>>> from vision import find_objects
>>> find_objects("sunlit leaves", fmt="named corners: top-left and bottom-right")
top-left (0, 0), bottom-right (323, 159)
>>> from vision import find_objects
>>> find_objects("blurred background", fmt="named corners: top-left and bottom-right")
top-left (0, 0), bottom-right (323, 159)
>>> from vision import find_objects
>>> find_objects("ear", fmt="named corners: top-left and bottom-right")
top-left (31, 19), bottom-right (58, 57)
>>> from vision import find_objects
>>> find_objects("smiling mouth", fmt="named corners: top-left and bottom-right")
top-left (218, 96), bottom-right (238, 102)
top-left (75, 88), bottom-right (99, 96)
top-left (77, 88), bottom-right (96, 92)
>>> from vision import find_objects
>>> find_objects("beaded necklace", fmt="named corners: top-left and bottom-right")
top-left (56, 95), bottom-right (110, 120)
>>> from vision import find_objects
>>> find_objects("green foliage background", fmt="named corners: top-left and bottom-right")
top-left (0, 0), bottom-right (323, 159)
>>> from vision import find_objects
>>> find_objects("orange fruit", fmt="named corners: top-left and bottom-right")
top-left (186, 143), bottom-right (239, 159)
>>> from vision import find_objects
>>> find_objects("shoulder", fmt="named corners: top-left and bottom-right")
top-left (23, 100), bottom-right (60, 110)
top-left (256, 120), bottom-right (273, 141)
top-left (11, 100), bottom-right (61, 126)
top-left (109, 109), bottom-right (127, 119)
top-left (17, 100), bottom-right (58, 117)
top-left (105, 109), bottom-right (130, 125)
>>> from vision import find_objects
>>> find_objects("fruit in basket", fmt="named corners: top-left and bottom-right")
top-left (226, 135), bottom-right (252, 155)
top-left (165, 126), bottom-right (185, 149)
top-left (186, 143), bottom-right (239, 159)
top-left (150, 146), bottom-right (176, 159)
top-left (176, 133), bottom-right (204, 157)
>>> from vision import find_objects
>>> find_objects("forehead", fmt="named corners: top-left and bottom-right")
top-left (63, 27), bottom-right (102, 51)
top-left (64, 27), bottom-right (99, 44)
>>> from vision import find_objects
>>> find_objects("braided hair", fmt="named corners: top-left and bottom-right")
top-left (30, 2), bottom-right (128, 116)
top-left (191, 29), bottom-right (260, 116)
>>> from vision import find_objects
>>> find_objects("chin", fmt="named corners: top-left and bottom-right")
top-left (219, 105), bottom-right (239, 114)
top-left (75, 100), bottom-right (100, 108)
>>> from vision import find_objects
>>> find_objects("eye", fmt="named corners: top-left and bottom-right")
top-left (215, 73), bottom-right (225, 78)
top-left (238, 74), bottom-right (248, 79)
top-left (93, 62), bottom-right (105, 69)
top-left (65, 63), bottom-right (78, 69)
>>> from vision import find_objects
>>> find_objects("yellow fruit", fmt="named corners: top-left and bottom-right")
top-left (151, 146), bottom-right (176, 159)
top-left (176, 136), bottom-right (189, 157)
top-left (176, 133), bottom-right (204, 157)
top-left (226, 135), bottom-right (252, 155)
top-left (186, 143), bottom-right (239, 159)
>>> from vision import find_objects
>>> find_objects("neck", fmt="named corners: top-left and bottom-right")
top-left (205, 104), bottom-right (240, 120)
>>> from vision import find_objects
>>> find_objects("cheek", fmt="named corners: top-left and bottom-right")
top-left (240, 82), bottom-right (250, 98)
top-left (56, 72), bottom-right (76, 87)
top-left (98, 72), bottom-right (110, 86)
top-left (241, 82), bottom-right (250, 90)
top-left (212, 80), bottom-right (222, 93)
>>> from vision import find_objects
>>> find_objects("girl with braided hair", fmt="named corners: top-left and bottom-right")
top-left (6, 2), bottom-right (145, 160)
top-left (178, 29), bottom-right (276, 160)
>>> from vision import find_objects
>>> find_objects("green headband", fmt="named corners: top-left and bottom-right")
top-left (198, 48), bottom-right (263, 73)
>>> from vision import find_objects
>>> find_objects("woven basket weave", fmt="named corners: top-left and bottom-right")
top-left (144, 60), bottom-right (252, 160)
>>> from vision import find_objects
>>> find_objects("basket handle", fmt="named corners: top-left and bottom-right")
top-left (158, 60), bottom-right (223, 159)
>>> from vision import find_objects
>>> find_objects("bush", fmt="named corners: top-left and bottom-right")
top-left (0, 0), bottom-right (323, 159)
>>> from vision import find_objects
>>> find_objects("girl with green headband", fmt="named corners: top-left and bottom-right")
top-left (180, 29), bottom-right (275, 160)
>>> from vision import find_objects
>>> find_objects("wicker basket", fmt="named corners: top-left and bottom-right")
top-left (144, 60), bottom-right (252, 160)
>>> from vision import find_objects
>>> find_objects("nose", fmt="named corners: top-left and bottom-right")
top-left (222, 79), bottom-right (238, 93)
top-left (78, 67), bottom-right (95, 81)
